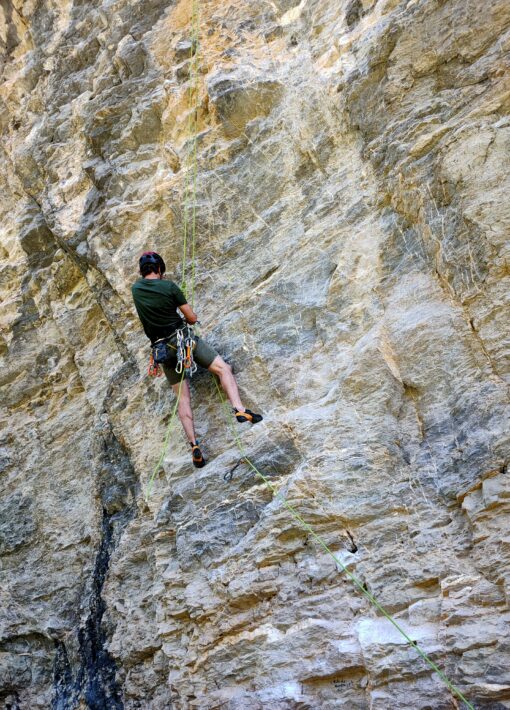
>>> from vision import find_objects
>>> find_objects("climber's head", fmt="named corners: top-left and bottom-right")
top-left (139, 251), bottom-right (166, 277)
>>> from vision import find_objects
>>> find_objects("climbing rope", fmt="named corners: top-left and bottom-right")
top-left (144, 373), bottom-right (184, 500)
top-left (181, 0), bottom-right (201, 308)
top-left (145, 4), bottom-right (474, 707)
top-left (189, 0), bottom-right (200, 311)
top-left (145, 0), bottom-right (202, 500)
top-left (213, 378), bottom-right (474, 709)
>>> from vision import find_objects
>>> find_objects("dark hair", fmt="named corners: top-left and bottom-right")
top-left (140, 262), bottom-right (161, 277)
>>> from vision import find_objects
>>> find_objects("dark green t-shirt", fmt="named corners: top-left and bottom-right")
top-left (131, 278), bottom-right (187, 343)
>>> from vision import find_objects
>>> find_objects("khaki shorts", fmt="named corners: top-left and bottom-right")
top-left (162, 335), bottom-right (219, 385)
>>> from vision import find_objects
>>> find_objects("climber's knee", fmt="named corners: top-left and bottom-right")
top-left (208, 356), bottom-right (231, 376)
top-left (172, 379), bottom-right (190, 401)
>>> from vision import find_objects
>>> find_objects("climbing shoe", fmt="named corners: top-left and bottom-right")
top-left (234, 408), bottom-right (263, 424)
top-left (190, 442), bottom-right (206, 468)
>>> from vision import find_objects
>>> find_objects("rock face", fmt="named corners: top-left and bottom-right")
top-left (1, 0), bottom-right (509, 708)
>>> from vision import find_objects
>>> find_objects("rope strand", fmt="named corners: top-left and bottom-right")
top-left (145, 373), bottom-right (185, 501)
top-left (190, 0), bottom-right (200, 309)
top-left (146, 0), bottom-right (202, 501)
top-left (148, 4), bottom-right (474, 706)
top-left (181, 0), bottom-right (201, 302)
top-left (213, 377), bottom-right (474, 710)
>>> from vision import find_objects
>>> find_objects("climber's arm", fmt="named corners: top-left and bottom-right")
top-left (179, 303), bottom-right (198, 324)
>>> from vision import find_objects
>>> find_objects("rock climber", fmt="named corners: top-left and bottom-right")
top-left (131, 251), bottom-right (263, 468)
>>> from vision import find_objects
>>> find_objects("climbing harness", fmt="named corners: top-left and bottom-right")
top-left (175, 325), bottom-right (197, 377)
top-left (148, 325), bottom-right (198, 378)
top-left (144, 2), bottom-right (475, 706)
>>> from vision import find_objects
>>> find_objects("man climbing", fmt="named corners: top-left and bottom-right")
top-left (131, 251), bottom-right (263, 468)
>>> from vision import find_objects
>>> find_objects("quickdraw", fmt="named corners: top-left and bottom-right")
top-left (175, 324), bottom-right (198, 377)
top-left (224, 457), bottom-right (247, 482)
top-left (148, 354), bottom-right (162, 377)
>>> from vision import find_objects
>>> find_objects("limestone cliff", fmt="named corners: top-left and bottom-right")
top-left (1, 0), bottom-right (509, 708)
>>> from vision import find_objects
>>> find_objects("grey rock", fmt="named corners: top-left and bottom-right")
top-left (0, 494), bottom-right (37, 555)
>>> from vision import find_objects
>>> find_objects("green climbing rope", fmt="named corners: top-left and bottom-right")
top-left (213, 378), bottom-right (474, 710)
top-left (146, 4), bottom-right (474, 707)
top-left (145, 0), bottom-right (202, 501)
top-left (189, 0), bottom-right (200, 310)
top-left (181, 0), bottom-right (201, 306)
top-left (144, 373), bottom-right (184, 501)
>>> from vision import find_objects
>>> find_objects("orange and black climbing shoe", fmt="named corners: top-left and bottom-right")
top-left (234, 408), bottom-right (263, 424)
top-left (190, 442), bottom-right (206, 468)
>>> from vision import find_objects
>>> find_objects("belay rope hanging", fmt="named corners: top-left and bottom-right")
top-left (144, 0), bottom-right (201, 497)
top-left (181, 0), bottom-right (200, 310)
top-left (144, 3), bottom-right (474, 707)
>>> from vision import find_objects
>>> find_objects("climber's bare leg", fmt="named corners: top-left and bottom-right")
top-left (171, 380), bottom-right (197, 443)
top-left (208, 356), bottom-right (244, 411)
